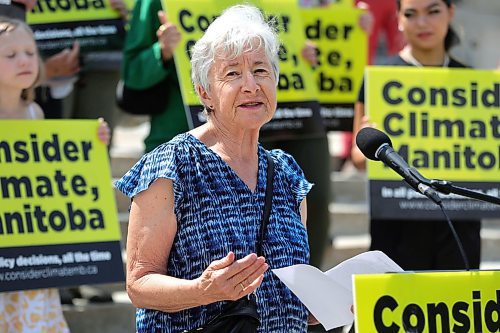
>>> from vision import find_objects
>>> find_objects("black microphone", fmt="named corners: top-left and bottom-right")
top-left (356, 127), bottom-right (442, 205)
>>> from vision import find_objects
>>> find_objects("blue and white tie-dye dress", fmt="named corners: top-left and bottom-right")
top-left (115, 133), bottom-right (312, 333)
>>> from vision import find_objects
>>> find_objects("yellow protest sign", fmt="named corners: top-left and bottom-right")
top-left (301, 5), bottom-right (367, 131)
top-left (301, 6), bottom-right (367, 103)
top-left (365, 67), bottom-right (500, 220)
top-left (260, 0), bottom-right (319, 103)
top-left (353, 270), bottom-right (500, 333)
top-left (0, 121), bottom-right (120, 246)
top-left (160, 0), bottom-right (218, 107)
top-left (26, 0), bottom-right (130, 54)
top-left (367, 67), bottom-right (500, 181)
top-left (163, 0), bottom-right (319, 103)
top-left (0, 120), bottom-right (123, 292)
top-left (27, 0), bottom-right (123, 23)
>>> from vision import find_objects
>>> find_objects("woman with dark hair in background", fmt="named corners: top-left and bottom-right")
top-left (351, 0), bottom-right (481, 271)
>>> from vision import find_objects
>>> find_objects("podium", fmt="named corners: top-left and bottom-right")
top-left (353, 270), bottom-right (500, 333)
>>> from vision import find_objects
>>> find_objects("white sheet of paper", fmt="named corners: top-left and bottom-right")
top-left (272, 251), bottom-right (404, 330)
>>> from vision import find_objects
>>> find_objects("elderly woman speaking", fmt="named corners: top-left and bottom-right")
top-left (116, 4), bottom-right (313, 332)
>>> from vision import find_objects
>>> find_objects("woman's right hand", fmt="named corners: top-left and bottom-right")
top-left (197, 252), bottom-right (268, 304)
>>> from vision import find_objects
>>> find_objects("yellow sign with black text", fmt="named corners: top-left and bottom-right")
top-left (365, 67), bottom-right (500, 220)
top-left (353, 270), bottom-right (500, 333)
top-left (161, 0), bottom-right (222, 106)
top-left (27, 0), bottom-right (131, 23)
top-left (366, 67), bottom-right (500, 182)
top-left (260, 0), bottom-right (319, 103)
top-left (301, 6), bottom-right (367, 104)
top-left (26, 0), bottom-right (132, 55)
top-left (301, 4), bottom-right (367, 131)
top-left (0, 120), bottom-right (124, 292)
top-left (163, 0), bottom-right (318, 104)
top-left (163, 0), bottom-right (324, 139)
top-left (0, 120), bottom-right (120, 247)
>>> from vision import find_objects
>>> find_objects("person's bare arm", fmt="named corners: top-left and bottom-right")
top-left (126, 178), bottom-right (268, 312)
top-left (351, 101), bottom-right (372, 170)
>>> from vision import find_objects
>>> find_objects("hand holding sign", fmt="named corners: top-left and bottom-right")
top-left (157, 10), bottom-right (181, 61)
top-left (44, 41), bottom-right (80, 80)
top-left (301, 40), bottom-right (318, 67)
top-left (109, 0), bottom-right (129, 20)
top-left (97, 118), bottom-right (111, 146)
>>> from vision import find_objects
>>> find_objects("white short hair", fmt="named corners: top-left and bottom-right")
top-left (190, 4), bottom-right (280, 96)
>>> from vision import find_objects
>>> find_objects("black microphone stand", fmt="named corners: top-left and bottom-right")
top-left (408, 168), bottom-right (500, 206)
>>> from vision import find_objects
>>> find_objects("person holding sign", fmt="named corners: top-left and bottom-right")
top-left (0, 0), bottom-right (82, 120)
top-left (351, 0), bottom-right (481, 271)
top-left (115, 5), bottom-right (323, 332)
top-left (0, 16), bottom-right (110, 333)
top-left (0, 16), bottom-right (69, 333)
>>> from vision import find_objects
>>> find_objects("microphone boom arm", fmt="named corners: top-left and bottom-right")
top-left (429, 179), bottom-right (500, 206)
top-left (408, 169), bottom-right (500, 206)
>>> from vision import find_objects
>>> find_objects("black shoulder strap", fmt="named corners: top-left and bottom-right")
top-left (256, 151), bottom-right (274, 257)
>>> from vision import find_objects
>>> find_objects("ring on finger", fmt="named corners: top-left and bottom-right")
top-left (239, 283), bottom-right (245, 291)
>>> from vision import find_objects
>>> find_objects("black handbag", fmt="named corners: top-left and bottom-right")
top-left (184, 151), bottom-right (275, 333)
top-left (115, 78), bottom-right (168, 116)
top-left (186, 294), bottom-right (260, 333)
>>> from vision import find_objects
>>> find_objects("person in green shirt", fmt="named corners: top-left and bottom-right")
top-left (121, 0), bottom-right (189, 152)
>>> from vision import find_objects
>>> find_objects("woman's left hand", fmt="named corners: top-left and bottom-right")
top-left (97, 118), bottom-right (111, 146)
top-left (197, 252), bottom-right (268, 304)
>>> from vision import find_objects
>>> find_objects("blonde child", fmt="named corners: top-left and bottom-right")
top-left (0, 16), bottom-right (109, 333)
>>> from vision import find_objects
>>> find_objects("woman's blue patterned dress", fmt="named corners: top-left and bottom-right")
top-left (115, 133), bottom-right (312, 333)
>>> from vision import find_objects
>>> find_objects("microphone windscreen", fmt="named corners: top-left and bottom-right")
top-left (355, 127), bottom-right (392, 161)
